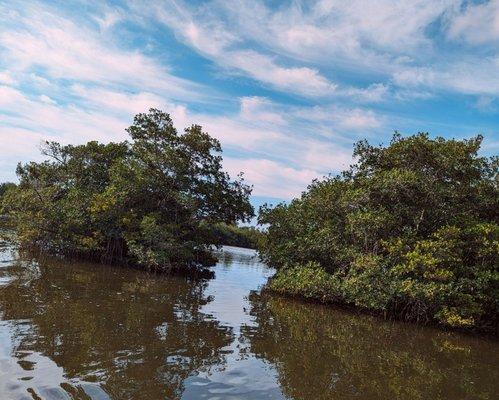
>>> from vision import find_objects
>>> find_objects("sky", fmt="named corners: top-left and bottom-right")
top-left (0, 0), bottom-right (498, 210)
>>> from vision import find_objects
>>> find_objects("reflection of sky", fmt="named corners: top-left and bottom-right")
top-left (186, 247), bottom-right (285, 399)
top-left (0, 244), bottom-right (15, 286)
top-left (202, 246), bottom-right (274, 332)
top-left (0, 245), bottom-right (283, 399)
top-left (0, 321), bottom-right (110, 400)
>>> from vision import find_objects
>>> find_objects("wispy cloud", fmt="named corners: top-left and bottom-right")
top-left (0, 85), bottom-right (128, 143)
top-left (144, 0), bottom-right (338, 97)
top-left (223, 157), bottom-right (319, 199)
top-left (393, 58), bottom-right (499, 96)
top-left (137, 0), bottom-right (499, 100)
top-left (213, 0), bottom-right (454, 68)
top-left (446, 0), bottom-right (499, 45)
top-left (135, 0), bottom-right (395, 100)
top-left (0, 75), bottom-right (358, 198)
top-left (0, 2), bottom-right (204, 101)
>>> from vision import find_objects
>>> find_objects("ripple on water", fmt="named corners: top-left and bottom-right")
top-left (0, 245), bottom-right (497, 400)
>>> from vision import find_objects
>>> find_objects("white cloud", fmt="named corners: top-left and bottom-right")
top-left (0, 79), bottom-right (362, 198)
top-left (0, 126), bottom-right (51, 182)
top-left (289, 103), bottom-right (383, 133)
top-left (139, 0), bottom-right (499, 100)
top-left (29, 73), bottom-right (52, 87)
top-left (228, 50), bottom-right (337, 97)
top-left (0, 71), bottom-right (16, 85)
top-left (94, 9), bottom-right (124, 31)
top-left (0, 0), bottom-right (388, 201)
top-left (0, 4), bottom-right (204, 101)
top-left (334, 108), bottom-right (382, 130)
top-left (300, 139), bottom-right (353, 173)
top-left (393, 57), bottom-right (499, 96)
top-left (239, 97), bottom-right (286, 125)
top-left (70, 85), bottom-right (171, 116)
top-left (142, 0), bottom-right (338, 97)
top-left (473, 96), bottom-right (496, 113)
top-left (201, 0), bottom-right (459, 71)
top-left (195, 113), bottom-right (285, 152)
top-left (343, 83), bottom-right (389, 103)
top-left (446, 0), bottom-right (499, 45)
top-left (224, 157), bottom-right (319, 198)
top-left (5, 0), bottom-right (493, 202)
top-left (223, 134), bottom-right (354, 199)
top-left (39, 94), bottom-right (56, 105)
top-left (0, 85), bottom-right (128, 145)
top-left (0, 126), bottom-right (50, 160)
top-left (393, 67), bottom-right (437, 87)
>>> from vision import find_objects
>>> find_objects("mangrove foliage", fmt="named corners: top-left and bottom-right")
top-left (2, 109), bottom-right (253, 271)
top-left (211, 222), bottom-right (264, 249)
top-left (259, 133), bottom-right (498, 332)
top-left (0, 182), bottom-right (16, 201)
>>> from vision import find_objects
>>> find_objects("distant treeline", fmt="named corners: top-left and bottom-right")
top-left (0, 182), bottom-right (16, 200)
top-left (211, 223), bottom-right (263, 249)
top-left (0, 183), bottom-right (16, 223)
top-left (259, 133), bottom-right (498, 333)
top-left (1, 109), bottom-right (254, 271)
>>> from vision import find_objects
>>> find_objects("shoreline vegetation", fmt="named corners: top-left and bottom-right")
top-left (211, 222), bottom-right (263, 249)
top-left (1, 110), bottom-right (497, 334)
top-left (259, 133), bottom-right (498, 334)
top-left (1, 109), bottom-right (254, 272)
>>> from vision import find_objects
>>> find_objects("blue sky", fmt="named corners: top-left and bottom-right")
top-left (0, 0), bottom-right (498, 209)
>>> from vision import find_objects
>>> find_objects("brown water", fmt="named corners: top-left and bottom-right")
top-left (0, 242), bottom-right (497, 400)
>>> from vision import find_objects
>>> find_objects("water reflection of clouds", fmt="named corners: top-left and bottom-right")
top-left (0, 321), bottom-right (111, 400)
top-left (189, 247), bottom-right (284, 399)
top-left (0, 246), bottom-right (236, 399)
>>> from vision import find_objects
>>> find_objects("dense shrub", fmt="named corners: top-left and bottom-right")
top-left (260, 133), bottom-right (498, 332)
top-left (2, 109), bottom-right (253, 271)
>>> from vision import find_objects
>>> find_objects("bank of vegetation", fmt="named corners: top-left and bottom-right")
top-left (259, 134), bottom-right (498, 332)
top-left (0, 182), bottom-right (16, 199)
top-left (1, 109), bottom-right (253, 271)
top-left (211, 223), bottom-right (263, 249)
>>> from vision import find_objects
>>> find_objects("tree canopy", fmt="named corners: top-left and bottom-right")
top-left (259, 133), bottom-right (498, 332)
top-left (3, 109), bottom-right (253, 271)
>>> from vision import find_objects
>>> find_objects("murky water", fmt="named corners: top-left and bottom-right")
top-left (0, 242), bottom-right (497, 399)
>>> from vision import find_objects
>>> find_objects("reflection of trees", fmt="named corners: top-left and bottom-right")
top-left (0, 252), bottom-right (233, 399)
top-left (243, 293), bottom-right (498, 400)
top-left (216, 246), bottom-right (259, 268)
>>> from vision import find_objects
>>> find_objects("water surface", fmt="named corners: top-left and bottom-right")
top-left (0, 243), bottom-right (497, 399)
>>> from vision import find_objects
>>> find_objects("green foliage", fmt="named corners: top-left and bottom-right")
top-left (269, 262), bottom-right (343, 302)
top-left (0, 182), bottom-right (16, 210)
top-left (3, 109), bottom-right (253, 271)
top-left (0, 182), bottom-right (16, 197)
top-left (260, 133), bottom-right (498, 331)
top-left (210, 222), bottom-right (264, 249)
